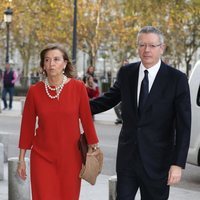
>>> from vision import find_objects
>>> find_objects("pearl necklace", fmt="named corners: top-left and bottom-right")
top-left (44, 76), bottom-right (67, 99)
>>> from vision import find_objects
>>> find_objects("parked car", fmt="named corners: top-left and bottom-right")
top-left (187, 60), bottom-right (200, 166)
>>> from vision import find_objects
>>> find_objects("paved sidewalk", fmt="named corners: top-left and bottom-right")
top-left (0, 100), bottom-right (23, 117)
top-left (1, 162), bottom-right (200, 200)
top-left (1, 101), bottom-right (200, 199)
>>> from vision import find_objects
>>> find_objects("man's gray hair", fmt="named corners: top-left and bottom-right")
top-left (137, 26), bottom-right (164, 44)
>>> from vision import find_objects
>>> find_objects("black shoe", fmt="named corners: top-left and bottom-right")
top-left (3, 107), bottom-right (7, 110)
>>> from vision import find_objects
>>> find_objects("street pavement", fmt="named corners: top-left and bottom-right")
top-left (1, 100), bottom-right (200, 199)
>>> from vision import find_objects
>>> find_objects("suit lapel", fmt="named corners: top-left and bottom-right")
top-left (129, 63), bottom-right (140, 116)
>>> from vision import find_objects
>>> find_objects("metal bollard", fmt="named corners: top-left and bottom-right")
top-left (109, 175), bottom-right (117, 200)
top-left (8, 157), bottom-right (30, 200)
top-left (0, 143), bottom-right (4, 180)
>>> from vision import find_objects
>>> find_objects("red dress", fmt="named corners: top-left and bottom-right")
top-left (19, 79), bottom-right (99, 200)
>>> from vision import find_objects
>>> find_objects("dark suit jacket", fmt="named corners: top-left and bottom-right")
top-left (90, 61), bottom-right (191, 179)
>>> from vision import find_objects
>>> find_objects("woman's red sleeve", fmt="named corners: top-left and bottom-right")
top-left (18, 86), bottom-right (36, 149)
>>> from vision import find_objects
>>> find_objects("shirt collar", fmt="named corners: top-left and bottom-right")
top-left (140, 60), bottom-right (161, 78)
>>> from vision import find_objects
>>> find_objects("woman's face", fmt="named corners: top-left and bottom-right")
top-left (88, 76), bottom-right (94, 86)
top-left (88, 66), bottom-right (94, 74)
top-left (43, 49), bottom-right (67, 78)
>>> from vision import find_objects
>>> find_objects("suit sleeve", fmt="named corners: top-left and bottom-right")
top-left (172, 74), bottom-right (191, 168)
top-left (90, 68), bottom-right (122, 114)
top-left (79, 82), bottom-right (99, 145)
top-left (18, 86), bottom-right (37, 149)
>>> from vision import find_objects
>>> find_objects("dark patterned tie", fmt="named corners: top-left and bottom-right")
top-left (138, 70), bottom-right (149, 115)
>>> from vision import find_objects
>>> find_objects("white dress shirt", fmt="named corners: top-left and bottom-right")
top-left (137, 60), bottom-right (161, 106)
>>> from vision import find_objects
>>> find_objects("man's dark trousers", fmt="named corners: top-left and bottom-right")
top-left (116, 144), bottom-right (169, 200)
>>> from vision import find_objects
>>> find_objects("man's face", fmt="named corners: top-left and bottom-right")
top-left (5, 64), bottom-right (10, 70)
top-left (137, 33), bottom-right (165, 68)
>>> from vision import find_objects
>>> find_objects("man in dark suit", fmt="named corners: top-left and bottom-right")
top-left (90, 26), bottom-right (191, 199)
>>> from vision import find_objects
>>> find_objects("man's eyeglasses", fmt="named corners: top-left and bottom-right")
top-left (137, 43), bottom-right (162, 49)
top-left (44, 57), bottom-right (64, 63)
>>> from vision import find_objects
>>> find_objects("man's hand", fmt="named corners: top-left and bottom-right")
top-left (167, 165), bottom-right (182, 185)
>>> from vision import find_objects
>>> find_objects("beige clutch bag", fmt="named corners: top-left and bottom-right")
top-left (79, 148), bottom-right (103, 185)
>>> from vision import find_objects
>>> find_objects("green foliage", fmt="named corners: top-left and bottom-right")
top-left (0, 0), bottom-right (199, 76)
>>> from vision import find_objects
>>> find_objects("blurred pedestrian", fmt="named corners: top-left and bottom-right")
top-left (2, 63), bottom-right (18, 110)
top-left (85, 75), bottom-right (100, 99)
top-left (114, 59), bottom-right (129, 125)
top-left (83, 66), bottom-right (98, 84)
top-left (17, 43), bottom-right (99, 200)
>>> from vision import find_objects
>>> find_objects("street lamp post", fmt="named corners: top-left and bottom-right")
top-left (0, 7), bottom-right (13, 113)
top-left (4, 7), bottom-right (13, 64)
top-left (72, 0), bottom-right (77, 66)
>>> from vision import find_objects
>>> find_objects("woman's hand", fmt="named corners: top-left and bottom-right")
top-left (88, 144), bottom-right (98, 153)
top-left (17, 161), bottom-right (27, 181)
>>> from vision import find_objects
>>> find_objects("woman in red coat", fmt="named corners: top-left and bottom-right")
top-left (17, 44), bottom-right (99, 200)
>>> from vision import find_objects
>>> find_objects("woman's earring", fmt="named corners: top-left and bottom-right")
top-left (42, 69), bottom-right (47, 77)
